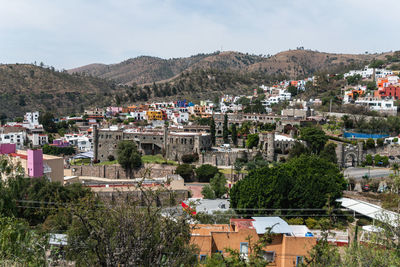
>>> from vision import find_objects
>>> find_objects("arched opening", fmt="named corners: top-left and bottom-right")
top-left (344, 153), bottom-right (357, 167)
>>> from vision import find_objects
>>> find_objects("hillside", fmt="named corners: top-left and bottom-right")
top-left (0, 64), bottom-right (118, 118)
top-left (69, 50), bottom-right (390, 85)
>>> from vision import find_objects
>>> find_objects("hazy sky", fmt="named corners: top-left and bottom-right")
top-left (1, 0), bottom-right (399, 69)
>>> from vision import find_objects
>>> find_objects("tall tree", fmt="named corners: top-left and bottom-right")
top-left (39, 112), bottom-right (57, 133)
top-left (117, 141), bottom-right (142, 177)
top-left (223, 114), bottom-right (229, 144)
top-left (210, 117), bottom-right (216, 146)
top-left (231, 124), bottom-right (238, 146)
top-left (320, 142), bottom-right (338, 164)
top-left (300, 126), bottom-right (328, 154)
top-left (210, 173), bottom-right (228, 198)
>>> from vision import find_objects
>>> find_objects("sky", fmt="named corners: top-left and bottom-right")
top-left (0, 0), bottom-right (399, 69)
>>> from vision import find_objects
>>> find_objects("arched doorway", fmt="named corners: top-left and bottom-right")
top-left (344, 152), bottom-right (357, 167)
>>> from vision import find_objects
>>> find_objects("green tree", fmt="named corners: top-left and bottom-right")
top-left (210, 173), bottom-right (228, 198)
top-left (287, 85), bottom-right (298, 96)
top-left (346, 74), bottom-right (362, 86)
top-left (246, 133), bottom-right (259, 149)
top-left (201, 185), bottom-right (216, 199)
top-left (175, 164), bottom-right (194, 182)
top-left (377, 138), bottom-right (384, 147)
top-left (366, 138), bottom-right (375, 149)
top-left (0, 216), bottom-right (47, 265)
top-left (195, 164), bottom-right (219, 183)
top-left (365, 154), bottom-right (373, 165)
top-left (369, 59), bottom-right (385, 69)
top-left (300, 127), bottom-right (328, 154)
top-left (223, 114), bottom-right (229, 143)
top-left (342, 115), bottom-right (354, 129)
top-left (39, 112), bottom-right (57, 133)
top-left (14, 117), bottom-right (23, 123)
top-left (288, 142), bottom-right (310, 159)
top-left (117, 141), bottom-right (142, 177)
top-left (230, 154), bottom-right (346, 216)
top-left (210, 117), bottom-right (216, 146)
top-left (231, 124), bottom-right (238, 146)
top-left (320, 142), bottom-right (338, 163)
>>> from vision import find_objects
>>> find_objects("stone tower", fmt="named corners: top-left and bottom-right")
top-left (336, 143), bottom-right (344, 167)
top-left (357, 142), bottom-right (363, 163)
top-left (266, 131), bottom-right (275, 162)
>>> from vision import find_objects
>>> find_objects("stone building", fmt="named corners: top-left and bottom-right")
top-left (259, 131), bottom-right (299, 162)
top-left (94, 126), bottom-right (212, 163)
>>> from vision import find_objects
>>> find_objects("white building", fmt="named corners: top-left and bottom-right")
top-left (128, 111), bottom-right (147, 121)
top-left (63, 134), bottom-right (93, 152)
top-left (171, 112), bottom-right (189, 124)
top-left (344, 66), bottom-right (393, 80)
top-left (355, 98), bottom-right (397, 114)
top-left (0, 131), bottom-right (26, 149)
top-left (24, 112), bottom-right (40, 127)
top-left (27, 133), bottom-right (48, 146)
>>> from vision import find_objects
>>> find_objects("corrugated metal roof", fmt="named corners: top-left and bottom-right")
top-left (251, 217), bottom-right (292, 234)
top-left (337, 197), bottom-right (399, 227)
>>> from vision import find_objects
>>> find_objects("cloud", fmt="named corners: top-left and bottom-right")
top-left (0, 0), bottom-right (399, 69)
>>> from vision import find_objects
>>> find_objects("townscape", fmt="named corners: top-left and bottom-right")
top-left (3, 1), bottom-right (400, 266)
top-left (2, 55), bottom-right (400, 266)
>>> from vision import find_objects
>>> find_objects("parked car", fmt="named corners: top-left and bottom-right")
top-left (389, 155), bottom-right (395, 160)
top-left (362, 184), bottom-right (370, 192)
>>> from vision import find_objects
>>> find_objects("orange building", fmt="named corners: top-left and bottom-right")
top-left (191, 217), bottom-right (316, 266)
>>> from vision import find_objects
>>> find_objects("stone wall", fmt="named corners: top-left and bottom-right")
top-left (71, 163), bottom-right (176, 179)
top-left (97, 189), bottom-right (189, 206)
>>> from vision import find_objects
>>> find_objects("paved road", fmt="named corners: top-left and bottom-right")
top-left (344, 167), bottom-right (393, 180)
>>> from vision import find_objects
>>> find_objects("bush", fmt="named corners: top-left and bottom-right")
top-left (377, 138), bottom-right (384, 147)
top-left (365, 154), bottom-right (373, 166)
top-left (201, 185), bottom-right (216, 199)
top-left (286, 217), bottom-right (304, 225)
top-left (175, 164), bottom-right (194, 182)
top-left (393, 138), bottom-right (399, 143)
top-left (181, 153), bottom-right (199, 164)
top-left (381, 156), bottom-right (389, 167)
top-left (246, 134), bottom-right (259, 149)
top-left (374, 154), bottom-right (382, 166)
top-left (305, 217), bottom-right (318, 229)
top-left (366, 138), bottom-right (375, 149)
top-left (195, 164), bottom-right (219, 183)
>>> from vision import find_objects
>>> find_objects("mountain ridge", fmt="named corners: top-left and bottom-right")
top-left (68, 49), bottom-right (391, 85)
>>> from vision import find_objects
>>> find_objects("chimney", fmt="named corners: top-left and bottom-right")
top-left (27, 149), bottom-right (43, 178)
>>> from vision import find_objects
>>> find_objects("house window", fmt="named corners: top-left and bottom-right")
top-left (296, 256), bottom-right (303, 266)
top-left (199, 255), bottom-right (207, 262)
top-left (240, 242), bottom-right (248, 255)
top-left (262, 251), bottom-right (275, 262)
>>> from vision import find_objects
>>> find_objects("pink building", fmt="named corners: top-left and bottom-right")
top-left (0, 143), bottom-right (16, 154)
top-left (27, 149), bottom-right (43, 178)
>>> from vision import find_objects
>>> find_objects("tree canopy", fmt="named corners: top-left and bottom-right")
top-left (117, 141), bottom-right (142, 175)
top-left (300, 126), bottom-right (328, 154)
top-left (230, 154), bottom-right (347, 215)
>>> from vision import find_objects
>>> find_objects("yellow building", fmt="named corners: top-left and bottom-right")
top-left (146, 110), bottom-right (164, 120)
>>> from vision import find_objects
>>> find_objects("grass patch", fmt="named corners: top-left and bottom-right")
top-left (141, 154), bottom-right (177, 165)
top-left (70, 158), bottom-right (91, 165)
top-left (95, 160), bottom-right (118, 165)
top-left (219, 168), bottom-right (248, 174)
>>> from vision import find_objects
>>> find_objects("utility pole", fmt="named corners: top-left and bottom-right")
top-left (329, 99), bottom-right (332, 114)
